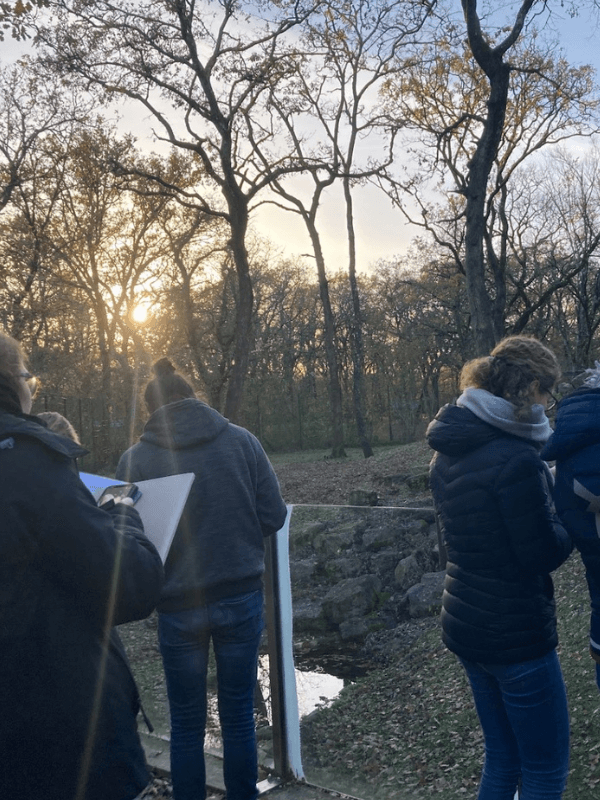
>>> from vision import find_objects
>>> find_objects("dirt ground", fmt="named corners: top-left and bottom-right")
top-left (272, 441), bottom-right (432, 507)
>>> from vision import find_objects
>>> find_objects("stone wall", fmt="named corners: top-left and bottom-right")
top-left (287, 505), bottom-right (446, 665)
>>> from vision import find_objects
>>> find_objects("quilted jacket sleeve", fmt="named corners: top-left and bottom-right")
top-left (496, 449), bottom-right (572, 575)
top-left (553, 465), bottom-right (600, 663)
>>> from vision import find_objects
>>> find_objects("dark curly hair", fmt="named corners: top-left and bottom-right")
top-left (144, 357), bottom-right (196, 415)
top-left (460, 336), bottom-right (560, 421)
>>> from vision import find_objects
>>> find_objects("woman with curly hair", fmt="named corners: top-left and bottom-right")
top-left (427, 335), bottom-right (572, 800)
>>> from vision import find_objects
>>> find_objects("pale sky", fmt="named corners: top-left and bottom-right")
top-left (252, 6), bottom-right (600, 274)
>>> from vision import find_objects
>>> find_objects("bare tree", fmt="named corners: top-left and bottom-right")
top-left (380, 0), bottom-right (600, 354)
top-left (37, 0), bottom-right (323, 422)
top-left (0, 60), bottom-right (94, 340)
top-left (0, 60), bottom-right (87, 217)
top-left (504, 147), bottom-right (600, 364)
top-left (154, 192), bottom-right (232, 410)
top-left (265, 0), bottom-right (437, 456)
top-left (45, 128), bottom-right (170, 403)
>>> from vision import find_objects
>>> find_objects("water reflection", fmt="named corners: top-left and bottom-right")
top-left (296, 669), bottom-right (345, 718)
top-left (257, 655), bottom-right (345, 723)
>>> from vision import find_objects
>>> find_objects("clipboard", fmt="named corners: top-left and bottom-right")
top-left (80, 471), bottom-right (195, 563)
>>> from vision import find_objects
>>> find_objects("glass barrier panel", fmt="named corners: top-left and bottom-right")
top-left (119, 500), bottom-right (442, 798)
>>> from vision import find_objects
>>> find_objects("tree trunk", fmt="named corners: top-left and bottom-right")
top-left (223, 195), bottom-right (254, 425)
top-left (307, 225), bottom-right (346, 458)
top-left (462, 58), bottom-right (510, 355)
top-left (344, 178), bottom-right (373, 457)
top-left (461, 0), bottom-right (536, 354)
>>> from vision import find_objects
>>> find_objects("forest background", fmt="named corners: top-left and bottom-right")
top-left (3, 0), bottom-right (600, 468)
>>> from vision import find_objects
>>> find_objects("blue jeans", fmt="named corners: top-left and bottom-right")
top-left (158, 590), bottom-right (264, 800)
top-left (458, 650), bottom-right (569, 800)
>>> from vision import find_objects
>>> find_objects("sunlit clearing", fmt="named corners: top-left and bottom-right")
top-left (132, 303), bottom-right (149, 324)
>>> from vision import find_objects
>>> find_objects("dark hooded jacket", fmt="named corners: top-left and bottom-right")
top-left (0, 411), bottom-right (164, 800)
top-left (427, 404), bottom-right (572, 664)
top-left (542, 388), bottom-right (600, 663)
top-left (116, 398), bottom-right (287, 612)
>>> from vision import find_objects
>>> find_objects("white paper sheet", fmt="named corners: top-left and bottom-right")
top-left (80, 471), bottom-right (195, 562)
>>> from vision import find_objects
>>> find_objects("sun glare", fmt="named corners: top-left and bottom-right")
top-left (132, 303), bottom-right (149, 324)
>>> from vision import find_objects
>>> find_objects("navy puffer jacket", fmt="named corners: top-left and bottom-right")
top-left (427, 404), bottom-right (572, 664)
top-left (0, 411), bottom-right (164, 800)
top-left (542, 388), bottom-right (600, 663)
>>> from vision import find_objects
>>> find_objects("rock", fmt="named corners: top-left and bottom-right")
top-left (317, 556), bottom-right (364, 581)
top-left (405, 473), bottom-right (430, 493)
top-left (290, 557), bottom-right (317, 585)
top-left (286, 505), bottom-right (441, 658)
top-left (406, 571), bottom-right (445, 618)
top-left (394, 554), bottom-right (422, 591)
top-left (322, 574), bottom-right (382, 624)
top-left (375, 592), bottom-right (410, 629)
top-left (339, 616), bottom-right (372, 641)
top-left (289, 520), bottom-right (327, 555)
top-left (256, 725), bottom-right (273, 742)
top-left (348, 489), bottom-right (379, 506)
top-left (405, 517), bottom-right (429, 537)
top-left (362, 526), bottom-right (399, 551)
top-left (370, 549), bottom-right (400, 579)
top-left (313, 528), bottom-right (356, 557)
top-left (293, 597), bottom-right (330, 633)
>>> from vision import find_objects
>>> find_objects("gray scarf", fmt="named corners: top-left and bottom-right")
top-left (457, 386), bottom-right (553, 444)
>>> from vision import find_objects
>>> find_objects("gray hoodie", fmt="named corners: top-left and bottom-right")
top-left (116, 398), bottom-right (287, 612)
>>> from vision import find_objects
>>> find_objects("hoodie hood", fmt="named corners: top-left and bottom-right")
top-left (0, 412), bottom-right (87, 460)
top-left (542, 388), bottom-right (600, 462)
top-left (140, 398), bottom-right (228, 450)
top-left (426, 404), bottom-right (503, 459)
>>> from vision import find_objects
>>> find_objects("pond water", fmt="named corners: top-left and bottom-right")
top-left (257, 655), bottom-right (345, 722)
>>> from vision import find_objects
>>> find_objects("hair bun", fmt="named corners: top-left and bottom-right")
top-left (152, 357), bottom-right (176, 377)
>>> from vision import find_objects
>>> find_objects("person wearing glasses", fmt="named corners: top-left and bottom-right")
top-left (0, 330), bottom-right (164, 800)
top-left (542, 362), bottom-right (600, 694)
top-left (427, 335), bottom-right (572, 800)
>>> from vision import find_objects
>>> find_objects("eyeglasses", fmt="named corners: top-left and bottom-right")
top-left (19, 371), bottom-right (39, 399)
top-left (545, 390), bottom-right (559, 411)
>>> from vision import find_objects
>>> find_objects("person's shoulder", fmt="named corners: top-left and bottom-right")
top-left (490, 434), bottom-right (539, 461)
top-left (544, 389), bottom-right (600, 462)
top-left (116, 441), bottom-right (146, 479)
top-left (224, 422), bottom-right (273, 460)
top-left (229, 422), bottom-right (264, 452)
top-left (428, 404), bottom-right (504, 460)
top-left (120, 440), bottom-right (144, 457)
top-left (1, 413), bottom-right (84, 462)
top-left (492, 440), bottom-right (545, 488)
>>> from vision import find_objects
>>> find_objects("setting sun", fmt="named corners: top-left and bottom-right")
top-left (131, 303), bottom-right (149, 324)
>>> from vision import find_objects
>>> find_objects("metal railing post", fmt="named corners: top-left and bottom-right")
top-left (263, 507), bottom-right (304, 783)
